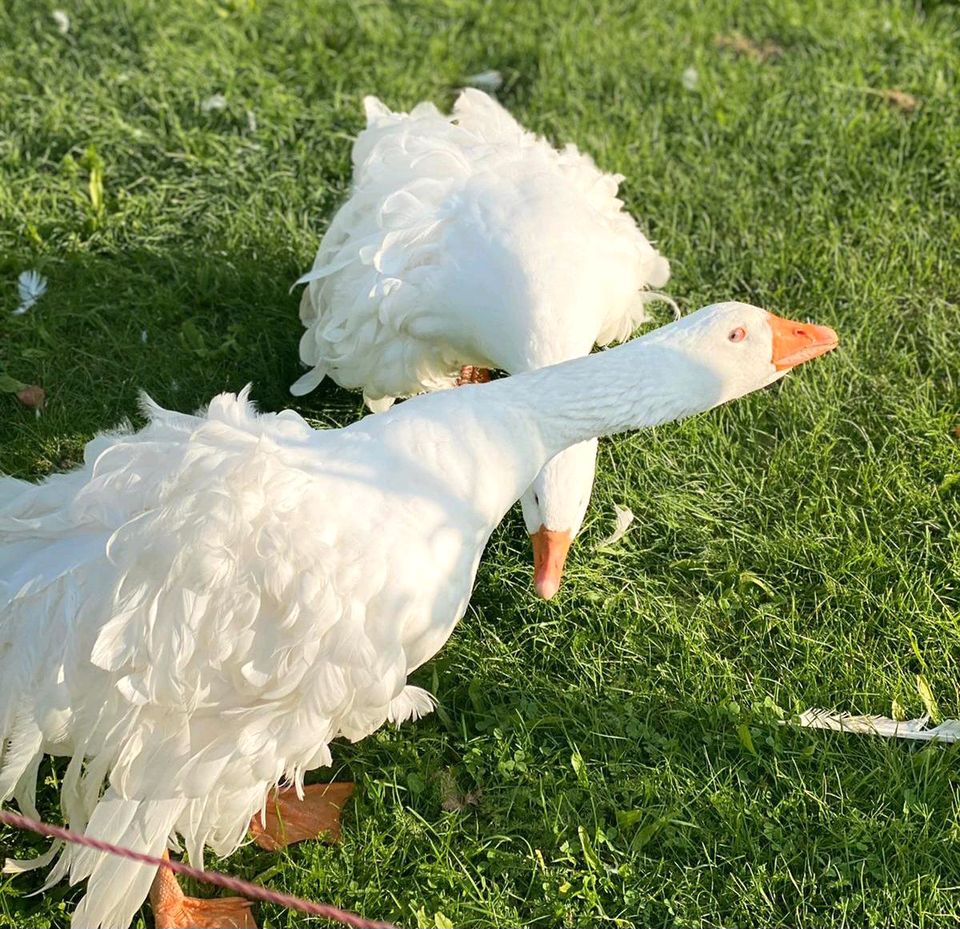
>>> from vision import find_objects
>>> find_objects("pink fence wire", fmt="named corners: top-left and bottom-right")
top-left (0, 808), bottom-right (396, 928)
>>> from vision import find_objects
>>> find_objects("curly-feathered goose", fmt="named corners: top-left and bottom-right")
top-left (0, 304), bottom-right (836, 928)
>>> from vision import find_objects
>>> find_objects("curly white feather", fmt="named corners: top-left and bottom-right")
top-left (387, 686), bottom-right (437, 726)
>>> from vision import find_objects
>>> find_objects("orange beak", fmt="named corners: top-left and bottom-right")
top-left (768, 313), bottom-right (839, 370)
top-left (530, 527), bottom-right (573, 600)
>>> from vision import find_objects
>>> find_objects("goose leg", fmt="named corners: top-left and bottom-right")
top-left (248, 782), bottom-right (354, 851)
top-left (149, 851), bottom-right (256, 929)
top-left (456, 365), bottom-right (491, 385)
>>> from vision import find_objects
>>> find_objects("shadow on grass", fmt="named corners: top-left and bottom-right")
top-left (0, 243), bottom-right (371, 476)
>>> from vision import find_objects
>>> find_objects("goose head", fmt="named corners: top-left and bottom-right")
top-left (520, 302), bottom-right (838, 600)
top-left (659, 301), bottom-right (839, 401)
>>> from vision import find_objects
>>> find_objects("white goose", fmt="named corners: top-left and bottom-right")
top-left (0, 304), bottom-right (837, 928)
top-left (293, 89), bottom-right (673, 598)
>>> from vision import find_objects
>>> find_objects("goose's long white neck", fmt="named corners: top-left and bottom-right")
top-left (485, 336), bottom-right (726, 460)
top-left (374, 329), bottom-right (728, 525)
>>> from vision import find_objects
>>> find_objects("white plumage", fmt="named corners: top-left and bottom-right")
top-left (293, 89), bottom-right (670, 402)
top-left (2, 388), bottom-right (479, 928)
top-left (293, 90), bottom-right (673, 594)
top-left (0, 303), bottom-right (837, 927)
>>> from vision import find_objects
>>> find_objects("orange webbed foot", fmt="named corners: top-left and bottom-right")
top-left (249, 782), bottom-right (354, 851)
top-left (456, 365), bottom-right (491, 385)
top-left (150, 852), bottom-right (256, 928)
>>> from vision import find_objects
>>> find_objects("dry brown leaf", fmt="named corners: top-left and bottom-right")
top-left (878, 88), bottom-right (919, 113)
top-left (16, 385), bottom-right (45, 410)
top-left (952, 425), bottom-right (960, 439)
top-left (439, 769), bottom-right (481, 812)
top-left (713, 32), bottom-right (782, 62)
top-left (841, 85), bottom-right (921, 114)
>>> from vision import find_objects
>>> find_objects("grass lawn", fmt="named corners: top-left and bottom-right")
top-left (2, 0), bottom-right (960, 926)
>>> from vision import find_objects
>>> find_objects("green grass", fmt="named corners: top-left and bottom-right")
top-left (2, 0), bottom-right (960, 926)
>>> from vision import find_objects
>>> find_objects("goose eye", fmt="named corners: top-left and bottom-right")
top-left (728, 327), bottom-right (747, 342)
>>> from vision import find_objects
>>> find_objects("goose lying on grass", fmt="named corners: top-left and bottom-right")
top-left (293, 89), bottom-right (673, 599)
top-left (0, 303), bottom-right (837, 928)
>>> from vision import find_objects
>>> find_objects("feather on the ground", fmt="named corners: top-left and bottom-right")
top-left (596, 504), bottom-right (634, 548)
top-left (793, 708), bottom-right (960, 743)
top-left (14, 271), bottom-right (47, 316)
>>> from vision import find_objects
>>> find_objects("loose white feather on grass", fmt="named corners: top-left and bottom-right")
top-left (596, 504), bottom-right (635, 549)
top-left (793, 708), bottom-right (960, 743)
top-left (51, 10), bottom-right (70, 34)
top-left (465, 70), bottom-right (504, 92)
top-left (13, 271), bottom-right (47, 316)
top-left (200, 93), bottom-right (228, 112)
